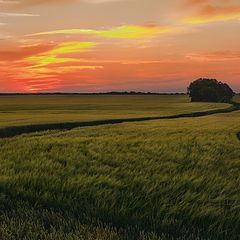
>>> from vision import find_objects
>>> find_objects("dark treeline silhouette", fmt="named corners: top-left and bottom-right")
top-left (0, 91), bottom-right (186, 96)
top-left (188, 78), bottom-right (235, 103)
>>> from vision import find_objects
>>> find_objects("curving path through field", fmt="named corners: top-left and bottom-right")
top-left (0, 101), bottom-right (240, 139)
top-left (237, 132), bottom-right (240, 141)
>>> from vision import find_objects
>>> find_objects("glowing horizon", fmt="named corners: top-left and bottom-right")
top-left (0, 0), bottom-right (239, 93)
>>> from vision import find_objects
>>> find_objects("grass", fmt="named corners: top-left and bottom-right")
top-left (233, 95), bottom-right (240, 103)
top-left (0, 95), bottom-right (230, 128)
top-left (0, 95), bottom-right (240, 239)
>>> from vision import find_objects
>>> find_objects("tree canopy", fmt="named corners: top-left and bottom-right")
top-left (188, 78), bottom-right (234, 103)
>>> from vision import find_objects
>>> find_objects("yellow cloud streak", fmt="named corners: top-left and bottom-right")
top-left (26, 41), bottom-right (97, 66)
top-left (24, 41), bottom-right (99, 75)
top-left (58, 66), bottom-right (104, 70)
top-left (26, 55), bottom-right (74, 66)
top-left (48, 41), bottom-right (97, 55)
top-left (29, 25), bottom-right (173, 38)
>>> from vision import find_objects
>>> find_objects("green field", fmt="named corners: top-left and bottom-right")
top-left (234, 94), bottom-right (240, 103)
top-left (0, 95), bottom-right (240, 239)
top-left (0, 95), bottom-right (230, 128)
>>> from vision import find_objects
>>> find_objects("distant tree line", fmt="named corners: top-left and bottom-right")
top-left (0, 92), bottom-right (186, 96)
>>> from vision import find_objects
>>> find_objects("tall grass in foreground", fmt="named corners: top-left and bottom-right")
top-left (0, 110), bottom-right (240, 239)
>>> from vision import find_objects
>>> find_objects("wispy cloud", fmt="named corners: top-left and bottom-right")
top-left (184, 3), bottom-right (240, 24)
top-left (184, 0), bottom-right (210, 6)
top-left (183, 0), bottom-right (240, 24)
top-left (81, 0), bottom-right (128, 3)
top-left (29, 24), bottom-right (173, 39)
top-left (0, 12), bottom-right (39, 17)
top-left (25, 41), bottom-right (97, 67)
top-left (0, 0), bottom-right (19, 4)
top-left (6, 0), bottom-right (125, 7)
top-left (0, 43), bottom-right (55, 61)
top-left (0, 33), bottom-right (11, 39)
top-left (186, 51), bottom-right (240, 61)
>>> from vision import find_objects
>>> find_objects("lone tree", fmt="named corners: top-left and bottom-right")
top-left (188, 78), bottom-right (234, 102)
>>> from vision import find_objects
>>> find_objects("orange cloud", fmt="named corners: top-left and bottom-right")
top-left (185, 0), bottom-right (210, 6)
top-left (185, 5), bottom-right (240, 23)
top-left (0, 43), bottom-right (55, 61)
top-left (186, 51), bottom-right (240, 61)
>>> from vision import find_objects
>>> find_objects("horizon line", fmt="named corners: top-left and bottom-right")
top-left (0, 91), bottom-right (187, 95)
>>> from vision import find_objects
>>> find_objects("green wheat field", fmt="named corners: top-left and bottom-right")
top-left (0, 95), bottom-right (240, 239)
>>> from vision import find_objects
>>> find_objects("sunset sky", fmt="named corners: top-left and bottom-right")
top-left (0, 0), bottom-right (239, 93)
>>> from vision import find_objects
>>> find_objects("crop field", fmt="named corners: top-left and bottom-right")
top-left (0, 95), bottom-right (240, 239)
top-left (0, 95), bottom-right (230, 128)
top-left (234, 95), bottom-right (240, 103)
